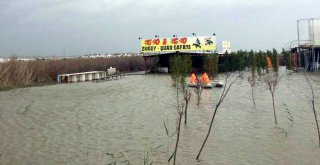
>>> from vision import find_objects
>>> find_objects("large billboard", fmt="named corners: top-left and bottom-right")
top-left (218, 41), bottom-right (231, 54)
top-left (140, 36), bottom-right (216, 53)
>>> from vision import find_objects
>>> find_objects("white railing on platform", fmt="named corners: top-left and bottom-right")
top-left (57, 71), bottom-right (107, 83)
top-left (57, 67), bottom-right (121, 83)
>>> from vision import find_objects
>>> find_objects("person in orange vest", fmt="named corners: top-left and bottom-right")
top-left (190, 72), bottom-right (198, 84)
top-left (200, 71), bottom-right (210, 84)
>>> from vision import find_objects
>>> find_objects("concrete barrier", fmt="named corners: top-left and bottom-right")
top-left (57, 71), bottom-right (108, 83)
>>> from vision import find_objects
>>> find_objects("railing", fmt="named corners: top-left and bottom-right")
top-left (283, 40), bottom-right (312, 50)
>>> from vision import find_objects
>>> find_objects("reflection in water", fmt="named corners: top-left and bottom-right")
top-left (0, 68), bottom-right (320, 164)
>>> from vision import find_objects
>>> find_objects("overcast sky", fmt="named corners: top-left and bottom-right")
top-left (0, 0), bottom-right (319, 57)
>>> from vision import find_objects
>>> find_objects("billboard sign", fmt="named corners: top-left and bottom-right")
top-left (222, 41), bottom-right (231, 49)
top-left (140, 36), bottom-right (216, 53)
top-left (217, 41), bottom-right (231, 54)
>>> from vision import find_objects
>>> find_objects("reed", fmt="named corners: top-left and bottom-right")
top-left (0, 56), bottom-right (144, 88)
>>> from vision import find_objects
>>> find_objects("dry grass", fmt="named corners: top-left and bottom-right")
top-left (0, 56), bottom-right (144, 87)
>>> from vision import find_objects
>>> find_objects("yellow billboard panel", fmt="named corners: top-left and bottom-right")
top-left (140, 36), bottom-right (216, 53)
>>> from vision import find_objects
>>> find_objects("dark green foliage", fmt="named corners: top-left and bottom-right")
top-left (204, 53), bottom-right (218, 78)
top-left (222, 51), bottom-right (242, 72)
top-left (248, 50), bottom-right (256, 75)
top-left (206, 48), bottom-right (279, 75)
top-left (281, 48), bottom-right (292, 71)
top-left (256, 51), bottom-right (263, 77)
top-left (170, 56), bottom-right (180, 86)
top-left (170, 55), bottom-right (191, 88)
top-left (220, 50), bottom-right (249, 73)
top-left (222, 52), bottom-right (232, 72)
top-left (238, 50), bottom-right (246, 72)
top-left (180, 56), bottom-right (191, 90)
top-left (268, 49), bottom-right (279, 73)
top-left (254, 51), bottom-right (268, 74)
top-left (263, 52), bottom-right (269, 74)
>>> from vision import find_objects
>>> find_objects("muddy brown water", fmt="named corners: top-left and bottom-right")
top-left (1, 68), bottom-right (320, 164)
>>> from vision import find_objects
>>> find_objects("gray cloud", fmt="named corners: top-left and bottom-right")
top-left (0, 0), bottom-right (319, 57)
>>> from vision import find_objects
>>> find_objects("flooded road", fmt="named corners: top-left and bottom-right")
top-left (1, 68), bottom-right (320, 164)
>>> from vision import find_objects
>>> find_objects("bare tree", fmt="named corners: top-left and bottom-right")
top-left (184, 90), bottom-right (191, 124)
top-left (173, 104), bottom-right (184, 165)
top-left (248, 75), bottom-right (256, 107)
top-left (304, 72), bottom-right (320, 146)
top-left (194, 82), bottom-right (203, 106)
top-left (196, 74), bottom-right (238, 160)
top-left (169, 55), bottom-right (191, 164)
top-left (247, 50), bottom-right (256, 107)
top-left (264, 72), bottom-right (279, 125)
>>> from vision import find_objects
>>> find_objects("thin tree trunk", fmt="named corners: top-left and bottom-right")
top-left (184, 100), bottom-right (188, 125)
top-left (173, 113), bottom-right (183, 165)
top-left (196, 103), bottom-right (220, 160)
top-left (184, 90), bottom-right (191, 125)
top-left (312, 99), bottom-right (320, 146)
top-left (196, 76), bottom-right (238, 160)
top-left (176, 86), bottom-right (179, 104)
top-left (250, 85), bottom-right (255, 107)
top-left (305, 73), bottom-right (320, 146)
top-left (271, 92), bottom-right (278, 125)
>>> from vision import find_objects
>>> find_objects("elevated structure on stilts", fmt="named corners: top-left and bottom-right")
top-left (285, 18), bottom-right (320, 71)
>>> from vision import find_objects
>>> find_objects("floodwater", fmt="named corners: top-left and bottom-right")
top-left (1, 68), bottom-right (320, 165)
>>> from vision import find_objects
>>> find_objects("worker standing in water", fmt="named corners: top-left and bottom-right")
top-left (200, 71), bottom-right (211, 84)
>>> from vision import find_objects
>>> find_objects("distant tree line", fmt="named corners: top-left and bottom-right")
top-left (203, 48), bottom-right (293, 77)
